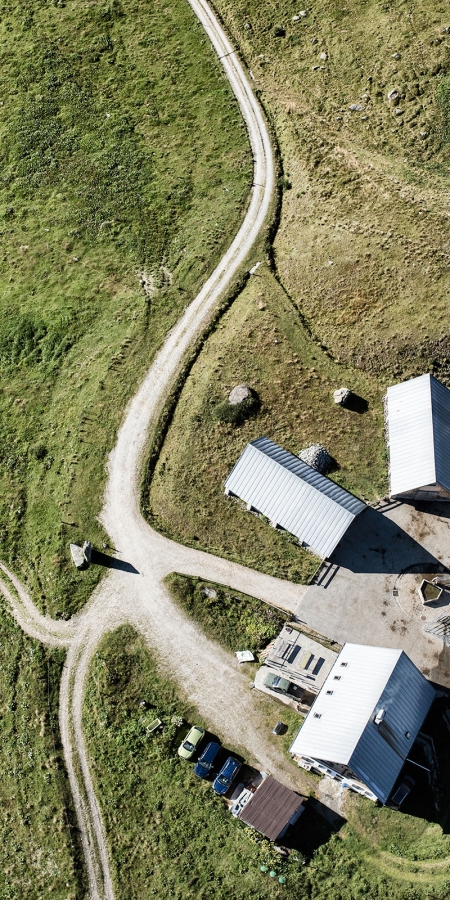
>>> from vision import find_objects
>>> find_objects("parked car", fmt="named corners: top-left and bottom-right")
top-left (194, 741), bottom-right (221, 779)
top-left (213, 756), bottom-right (242, 795)
top-left (264, 672), bottom-right (294, 695)
top-left (389, 775), bottom-right (416, 810)
top-left (177, 725), bottom-right (205, 760)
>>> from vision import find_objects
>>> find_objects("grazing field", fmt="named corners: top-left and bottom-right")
top-left (0, 0), bottom-right (251, 617)
top-left (0, 599), bottom-right (82, 899)
top-left (214, 0), bottom-right (450, 378)
top-left (165, 572), bottom-right (287, 653)
top-left (84, 626), bottom-right (450, 900)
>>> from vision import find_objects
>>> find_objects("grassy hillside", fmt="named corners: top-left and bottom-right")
top-left (0, 599), bottom-right (82, 899)
top-left (214, 0), bottom-right (450, 378)
top-left (84, 626), bottom-right (450, 900)
top-left (0, 0), bottom-right (251, 617)
top-left (148, 0), bottom-right (450, 578)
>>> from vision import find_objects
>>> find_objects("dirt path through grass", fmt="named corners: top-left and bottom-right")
top-left (0, 1), bottom-right (318, 897)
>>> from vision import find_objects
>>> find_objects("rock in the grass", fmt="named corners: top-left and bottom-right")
top-left (203, 587), bottom-right (217, 599)
top-left (387, 89), bottom-right (400, 102)
top-left (333, 387), bottom-right (352, 406)
top-left (299, 444), bottom-right (333, 475)
top-left (70, 543), bottom-right (86, 569)
top-left (83, 540), bottom-right (92, 564)
top-left (228, 384), bottom-right (251, 406)
top-left (320, 51), bottom-right (328, 61)
top-left (349, 103), bottom-right (365, 111)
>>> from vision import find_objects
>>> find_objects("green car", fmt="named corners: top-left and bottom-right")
top-left (177, 725), bottom-right (205, 760)
top-left (263, 672), bottom-right (293, 695)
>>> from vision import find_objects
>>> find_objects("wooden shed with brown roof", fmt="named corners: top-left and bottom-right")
top-left (238, 775), bottom-right (304, 841)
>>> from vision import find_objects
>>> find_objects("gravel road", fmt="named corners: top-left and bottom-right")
top-left (0, 2), bottom-right (313, 897)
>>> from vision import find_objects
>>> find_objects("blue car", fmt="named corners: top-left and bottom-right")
top-left (213, 756), bottom-right (242, 795)
top-left (194, 741), bottom-right (221, 779)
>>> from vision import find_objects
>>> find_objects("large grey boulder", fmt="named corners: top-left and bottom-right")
top-left (228, 384), bottom-right (251, 406)
top-left (333, 387), bottom-right (352, 406)
top-left (70, 543), bottom-right (86, 569)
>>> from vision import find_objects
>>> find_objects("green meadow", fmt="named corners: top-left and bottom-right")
top-left (0, 0), bottom-right (251, 617)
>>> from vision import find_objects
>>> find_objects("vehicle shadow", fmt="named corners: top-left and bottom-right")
top-left (91, 549), bottom-right (139, 574)
top-left (330, 506), bottom-right (441, 575)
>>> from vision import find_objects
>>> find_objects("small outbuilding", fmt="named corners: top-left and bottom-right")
top-left (290, 643), bottom-right (435, 804)
top-left (237, 775), bottom-right (304, 841)
top-left (224, 437), bottom-right (366, 558)
top-left (259, 623), bottom-right (337, 696)
top-left (385, 373), bottom-right (450, 500)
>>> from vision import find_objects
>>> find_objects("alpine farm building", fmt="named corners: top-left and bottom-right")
top-left (386, 373), bottom-right (450, 501)
top-left (289, 643), bottom-right (435, 804)
top-left (224, 437), bottom-right (366, 559)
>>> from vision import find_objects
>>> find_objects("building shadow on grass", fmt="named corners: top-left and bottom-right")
top-left (283, 798), bottom-right (345, 857)
top-left (390, 698), bottom-right (450, 832)
top-left (91, 549), bottom-right (139, 574)
top-left (330, 506), bottom-right (441, 575)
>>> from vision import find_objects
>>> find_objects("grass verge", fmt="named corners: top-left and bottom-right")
top-left (0, 598), bottom-right (83, 899)
top-left (164, 572), bottom-right (287, 653)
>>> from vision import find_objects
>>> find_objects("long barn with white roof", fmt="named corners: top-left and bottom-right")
top-left (386, 373), bottom-right (450, 500)
top-left (224, 437), bottom-right (366, 559)
top-left (290, 643), bottom-right (435, 804)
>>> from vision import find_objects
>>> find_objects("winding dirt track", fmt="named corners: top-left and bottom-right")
top-left (0, 3), bottom-right (312, 898)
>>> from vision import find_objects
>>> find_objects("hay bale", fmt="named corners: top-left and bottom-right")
top-left (299, 444), bottom-right (333, 474)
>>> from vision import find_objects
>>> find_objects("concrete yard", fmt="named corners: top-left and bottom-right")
top-left (295, 500), bottom-right (450, 687)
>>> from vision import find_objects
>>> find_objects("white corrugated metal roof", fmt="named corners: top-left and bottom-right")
top-left (387, 374), bottom-right (450, 496)
top-left (290, 643), bottom-right (435, 803)
top-left (224, 437), bottom-right (365, 559)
